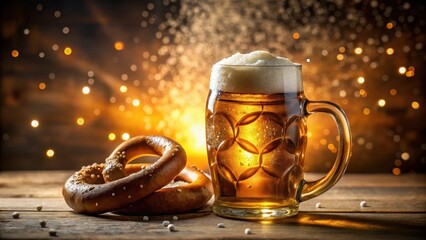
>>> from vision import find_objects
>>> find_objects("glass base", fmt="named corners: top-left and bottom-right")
top-left (212, 201), bottom-right (299, 220)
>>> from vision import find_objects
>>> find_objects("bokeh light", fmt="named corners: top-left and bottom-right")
top-left (108, 133), bottom-right (116, 141)
top-left (63, 47), bottom-right (72, 55)
top-left (76, 117), bottom-right (85, 126)
top-left (46, 149), bottom-right (55, 158)
top-left (114, 41), bottom-right (124, 51)
top-left (11, 50), bottom-right (19, 58)
top-left (31, 120), bottom-right (39, 128)
top-left (1, 0), bottom-right (425, 174)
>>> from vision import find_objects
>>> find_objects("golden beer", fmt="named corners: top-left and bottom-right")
top-left (206, 91), bottom-right (307, 218)
top-left (206, 51), bottom-right (351, 219)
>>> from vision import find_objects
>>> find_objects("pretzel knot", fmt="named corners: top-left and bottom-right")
top-left (62, 136), bottom-right (213, 215)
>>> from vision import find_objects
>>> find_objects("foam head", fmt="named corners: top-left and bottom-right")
top-left (210, 51), bottom-right (302, 94)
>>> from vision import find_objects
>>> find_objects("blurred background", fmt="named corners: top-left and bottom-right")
top-left (1, 0), bottom-right (425, 174)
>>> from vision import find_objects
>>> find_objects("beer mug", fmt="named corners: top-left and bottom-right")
top-left (205, 52), bottom-right (351, 219)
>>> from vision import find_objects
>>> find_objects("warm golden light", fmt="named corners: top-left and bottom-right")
top-left (357, 77), bottom-right (365, 84)
top-left (82, 86), bottom-right (91, 94)
top-left (31, 119), bottom-right (39, 128)
top-left (354, 47), bottom-right (362, 55)
top-left (406, 66), bottom-right (415, 77)
top-left (363, 108), bottom-right (370, 115)
top-left (386, 22), bottom-right (394, 29)
top-left (338, 46), bottom-right (345, 53)
top-left (336, 54), bottom-right (344, 61)
top-left (120, 85), bottom-right (128, 93)
top-left (389, 89), bottom-right (397, 96)
top-left (38, 82), bottom-right (46, 90)
top-left (398, 66), bottom-right (406, 74)
top-left (411, 101), bottom-right (420, 109)
top-left (64, 47), bottom-right (72, 55)
top-left (132, 99), bottom-right (140, 107)
top-left (401, 152), bottom-right (410, 161)
top-left (11, 50), bottom-right (19, 58)
top-left (378, 99), bottom-right (386, 107)
top-left (359, 89), bottom-right (367, 97)
top-left (108, 133), bottom-right (116, 141)
top-left (392, 167), bottom-right (401, 175)
top-left (76, 117), bottom-right (85, 126)
top-left (46, 149), bottom-right (55, 158)
top-left (114, 41), bottom-right (124, 50)
top-left (292, 32), bottom-right (300, 40)
top-left (405, 70), bottom-right (415, 77)
top-left (122, 133), bottom-right (130, 140)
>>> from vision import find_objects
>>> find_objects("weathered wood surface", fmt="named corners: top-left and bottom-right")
top-left (1, 171), bottom-right (425, 239)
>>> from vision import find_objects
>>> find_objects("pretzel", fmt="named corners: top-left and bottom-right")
top-left (62, 136), bottom-right (197, 215)
top-left (114, 164), bottom-right (213, 215)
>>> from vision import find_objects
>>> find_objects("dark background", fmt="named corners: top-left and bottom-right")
top-left (1, 0), bottom-right (425, 174)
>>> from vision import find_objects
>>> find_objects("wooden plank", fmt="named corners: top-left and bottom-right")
top-left (1, 172), bottom-right (425, 239)
top-left (1, 211), bottom-right (425, 239)
top-left (1, 196), bottom-right (425, 213)
top-left (1, 171), bottom-right (425, 198)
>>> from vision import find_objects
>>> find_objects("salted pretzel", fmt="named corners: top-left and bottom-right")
top-left (62, 136), bottom-right (212, 215)
top-left (114, 164), bottom-right (212, 215)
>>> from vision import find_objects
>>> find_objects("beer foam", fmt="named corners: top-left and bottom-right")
top-left (210, 51), bottom-right (302, 94)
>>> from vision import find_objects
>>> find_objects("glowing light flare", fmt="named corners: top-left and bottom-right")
top-left (189, 123), bottom-right (206, 153)
top-left (132, 99), bottom-right (140, 107)
top-left (336, 54), bottom-right (344, 61)
top-left (377, 99), bottom-right (386, 107)
top-left (38, 82), bottom-right (46, 90)
top-left (386, 48), bottom-right (394, 55)
top-left (405, 70), bottom-right (415, 77)
top-left (292, 32), bottom-right (300, 40)
top-left (411, 101), bottom-right (420, 109)
top-left (386, 22), bottom-right (394, 29)
top-left (120, 85), bottom-right (128, 93)
top-left (405, 66), bottom-right (415, 77)
top-left (122, 133), bottom-right (130, 140)
top-left (108, 133), bottom-right (116, 141)
top-left (401, 152), bottom-right (410, 161)
top-left (392, 167), bottom-right (401, 176)
top-left (46, 149), bottom-right (55, 158)
top-left (64, 47), bottom-right (72, 55)
top-left (398, 67), bottom-right (406, 74)
top-left (31, 119), bottom-right (39, 128)
top-left (389, 89), bottom-right (397, 96)
top-left (357, 77), bottom-right (365, 84)
top-left (82, 86), bottom-right (91, 94)
top-left (11, 50), bottom-right (19, 57)
top-left (76, 117), bottom-right (85, 126)
top-left (359, 89), bottom-right (367, 97)
top-left (354, 47), bottom-right (363, 54)
top-left (114, 41), bottom-right (124, 50)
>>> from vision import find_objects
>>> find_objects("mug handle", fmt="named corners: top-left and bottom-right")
top-left (297, 100), bottom-right (352, 202)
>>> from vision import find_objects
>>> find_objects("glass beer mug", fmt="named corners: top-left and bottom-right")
top-left (205, 51), bottom-right (351, 219)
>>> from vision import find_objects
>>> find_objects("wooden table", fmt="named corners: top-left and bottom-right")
top-left (0, 171), bottom-right (425, 239)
